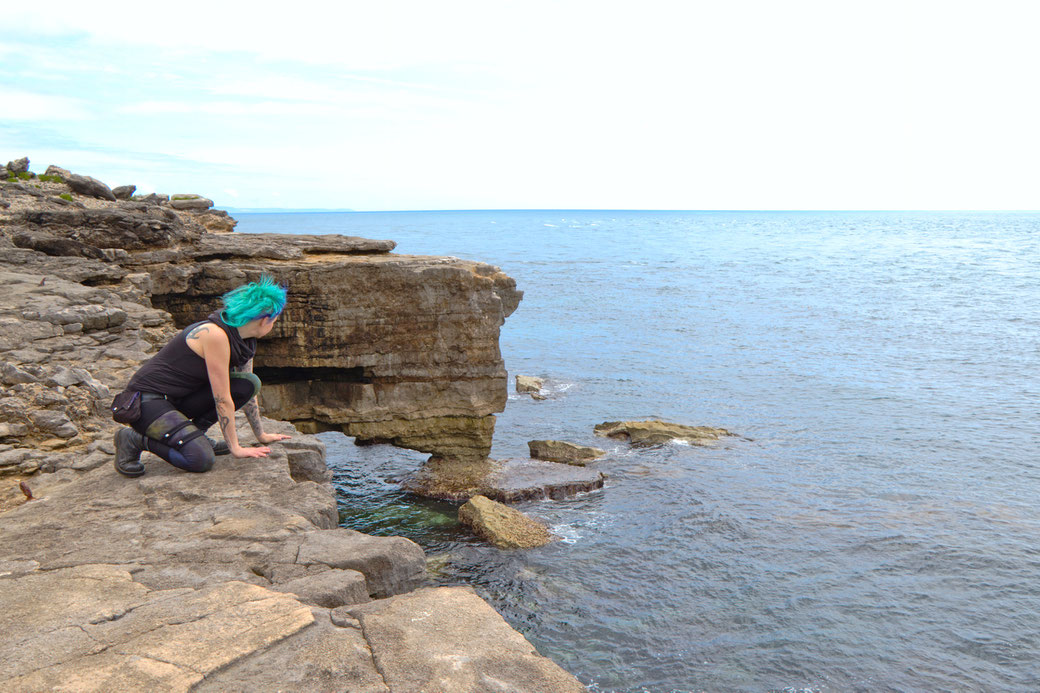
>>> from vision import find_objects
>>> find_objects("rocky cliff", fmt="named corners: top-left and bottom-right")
top-left (0, 160), bottom-right (584, 691)
top-left (0, 160), bottom-right (521, 493)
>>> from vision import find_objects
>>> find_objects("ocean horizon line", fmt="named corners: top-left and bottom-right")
top-left (228, 208), bottom-right (1040, 215)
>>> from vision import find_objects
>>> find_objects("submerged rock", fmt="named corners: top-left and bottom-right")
top-left (404, 456), bottom-right (605, 502)
top-left (459, 495), bottom-right (554, 549)
top-left (516, 374), bottom-right (543, 393)
top-left (528, 439), bottom-right (605, 465)
top-left (594, 419), bottom-right (734, 447)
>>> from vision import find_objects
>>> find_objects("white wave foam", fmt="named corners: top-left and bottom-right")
top-left (551, 523), bottom-right (582, 544)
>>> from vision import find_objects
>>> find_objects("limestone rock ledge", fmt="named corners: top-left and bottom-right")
top-left (0, 421), bottom-right (582, 692)
top-left (0, 168), bottom-right (581, 690)
top-left (1, 170), bottom-right (523, 494)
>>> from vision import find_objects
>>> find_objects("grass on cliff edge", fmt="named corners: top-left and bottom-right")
top-left (4, 172), bottom-right (65, 183)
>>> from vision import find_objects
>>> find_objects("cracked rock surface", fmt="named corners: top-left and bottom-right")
top-left (0, 167), bottom-right (584, 691)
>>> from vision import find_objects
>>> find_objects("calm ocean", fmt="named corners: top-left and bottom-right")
top-left (238, 211), bottom-right (1040, 692)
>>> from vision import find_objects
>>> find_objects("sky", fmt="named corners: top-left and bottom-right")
top-left (2, 1), bottom-right (1039, 211)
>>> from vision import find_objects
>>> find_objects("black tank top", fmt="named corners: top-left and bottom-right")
top-left (127, 311), bottom-right (257, 398)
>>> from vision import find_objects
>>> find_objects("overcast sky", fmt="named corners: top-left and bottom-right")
top-left (3, 1), bottom-right (1038, 210)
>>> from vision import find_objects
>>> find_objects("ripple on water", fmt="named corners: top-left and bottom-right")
top-left (236, 211), bottom-right (1040, 692)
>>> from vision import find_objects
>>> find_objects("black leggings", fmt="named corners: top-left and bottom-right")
top-left (132, 373), bottom-right (261, 473)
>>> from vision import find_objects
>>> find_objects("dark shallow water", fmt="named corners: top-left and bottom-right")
top-left (241, 211), bottom-right (1040, 692)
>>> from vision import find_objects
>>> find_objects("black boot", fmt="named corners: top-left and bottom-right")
top-left (194, 418), bottom-right (230, 456)
top-left (114, 427), bottom-right (147, 477)
top-left (206, 436), bottom-right (230, 456)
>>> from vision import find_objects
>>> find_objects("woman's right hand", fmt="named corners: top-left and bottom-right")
top-left (231, 445), bottom-right (271, 458)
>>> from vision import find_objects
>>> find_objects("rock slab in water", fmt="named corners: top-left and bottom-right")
top-left (528, 439), bottom-right (606, 465)
top-left (459, 494), bottom-right (554, 548)
top-left (404, 456), bottom-right (605, 501)
top-left (515, 375), bottom-right (543, 393)
top-left (483, 458), bottom-right (605, 502)
top-left (594, 419), bottom-right (734, 447)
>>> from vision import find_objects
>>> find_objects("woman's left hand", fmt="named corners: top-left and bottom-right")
top-left (257, 432), bottom-right (292, 444)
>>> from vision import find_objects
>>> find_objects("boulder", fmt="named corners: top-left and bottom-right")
top-left (169, 194), bottom-right (214, 210)
top-left (137, 193), bottom-right (169, 205)
top-left (594, 419), bottom-right (734, 447)
top-left (1, 362), bottom-right (37, 385)
top-left (44, 165), bottom-right (71, 180)
top-left (66, 174), bottom-right (117, 201)
top-left (27, 410), bottom-right (77, 439)
top-left (458, 495), bottom-right (554, 549)
top-left (6, 157), bottom-right (29, 174)
top-left (528, 439), bottom-right (605, 465)
top-left (516, 375), bottom-right (543, 393)
top-left (112, 184), bottom-right (136, 200)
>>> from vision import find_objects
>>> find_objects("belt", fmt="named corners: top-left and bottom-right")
top-left (140, 392), bottom-right (169, 402)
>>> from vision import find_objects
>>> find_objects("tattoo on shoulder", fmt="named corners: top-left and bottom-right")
top-left (186, 324), bottom-right (212, 341)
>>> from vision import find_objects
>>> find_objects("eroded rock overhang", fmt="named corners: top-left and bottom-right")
top-left (139, 232), bottom-right (523, 461)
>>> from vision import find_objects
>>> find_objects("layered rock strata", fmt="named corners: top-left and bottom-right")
top-left (0, 163), bottom-right (583, 690)
top-left (0, 165), bottom-right (521, 492)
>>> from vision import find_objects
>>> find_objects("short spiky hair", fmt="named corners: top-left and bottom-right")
top-left (220, 274), bottom-right (287, 327)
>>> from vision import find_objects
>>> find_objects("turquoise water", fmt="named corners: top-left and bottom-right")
top-left (239, 211), bottom-right (1040, 692)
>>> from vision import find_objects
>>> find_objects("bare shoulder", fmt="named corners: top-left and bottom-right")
top-left (185, 321), bottom-right (229, 358)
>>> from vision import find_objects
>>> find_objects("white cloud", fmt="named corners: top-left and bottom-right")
top-left (0, 87), bottom-right (89, 120)
top-left (4, 1), bottom-right (1040, 208)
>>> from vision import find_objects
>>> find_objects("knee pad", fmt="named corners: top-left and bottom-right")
top-left (230, 371), bottom-right (261, 401)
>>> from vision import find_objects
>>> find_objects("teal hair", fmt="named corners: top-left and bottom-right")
top-left (220, 274), bottom-right (287, 328)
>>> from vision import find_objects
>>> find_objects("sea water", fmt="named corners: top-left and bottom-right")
top-left (238, 211), bottom-right (1040, 692)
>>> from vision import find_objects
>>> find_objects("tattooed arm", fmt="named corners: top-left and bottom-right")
top-left (201, 329), bottom-right (270, 458)
top-left (238, 359), bottom-right (264, 437)
top-left (238, 360), bottom-right (291, 443)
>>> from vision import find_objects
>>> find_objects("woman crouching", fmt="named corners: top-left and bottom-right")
top-left (112, 274), bottom-right (291, 477)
